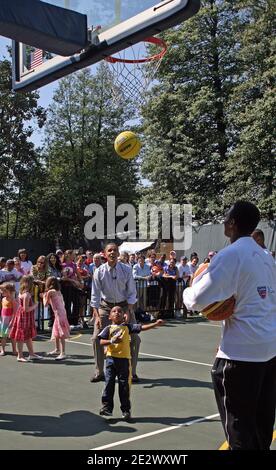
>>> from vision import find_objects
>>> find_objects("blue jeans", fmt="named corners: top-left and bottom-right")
top-left (102, 356), bottom-right (131, 413)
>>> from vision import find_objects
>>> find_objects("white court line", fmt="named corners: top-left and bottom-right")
top-left (197, 323), bottom-right (221, 328)
top-left (139, 353), bottom-right (212, 367)
top-left (38, 334), bottom-right (216, 449)
top-left (38, 336), bottom-right (212, 367)
top-left (91, 413), bottom-right (220, 450)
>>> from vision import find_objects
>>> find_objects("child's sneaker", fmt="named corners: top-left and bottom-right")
top-left (47, 350), bottom-right (60, 356)
top-left (27, 354), bottom-right (44, 361)
top-left (99, 407), bottom-right (112, 416)
top-left (55, 353), bottom-right (66, 361)
top-left (122, 411), bottom-right (131, 421)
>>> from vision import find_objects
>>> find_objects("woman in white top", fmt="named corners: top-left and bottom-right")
top-left (18, 249), bottom-right (33, 275)
top-left (184, 201), bottom-right (276, 450)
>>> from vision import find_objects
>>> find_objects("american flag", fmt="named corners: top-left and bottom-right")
top-left (30, 48), bottom-right (43, 68)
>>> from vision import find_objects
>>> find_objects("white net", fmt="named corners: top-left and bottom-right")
top-left (104, 37), bottom-right (167, 108)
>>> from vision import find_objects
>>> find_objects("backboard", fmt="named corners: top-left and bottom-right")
top-left (12, 0), bottom-right (200, 92)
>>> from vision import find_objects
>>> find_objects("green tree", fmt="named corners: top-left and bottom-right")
top-left (40, 65), bottom-right (139, 244)
top-left (225, 0), bottom-right (276, 219)
top-left (0, 59), bottom-right (46, 238)
top-left (141, 0), bottom-right (241, 221)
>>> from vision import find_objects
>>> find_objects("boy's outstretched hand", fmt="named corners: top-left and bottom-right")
top-left (140, 318), bottom-right (165, 332)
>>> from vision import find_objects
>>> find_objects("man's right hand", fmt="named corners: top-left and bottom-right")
top-left (93, 308), bottom-right (102, 329)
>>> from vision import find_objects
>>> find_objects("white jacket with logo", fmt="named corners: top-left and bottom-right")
top-left (184, 237), bottom-right (276, 361)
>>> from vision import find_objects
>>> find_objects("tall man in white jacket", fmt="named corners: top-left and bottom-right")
top-left (184, 201), bottom-right (276, 450)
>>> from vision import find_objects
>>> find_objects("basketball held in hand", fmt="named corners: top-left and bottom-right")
top-left (114, 131), bottom-right (141, 159)
top-left (201, 296), bottom-right (235, 321)
top-left (193, 264), bottom-right (235, 321)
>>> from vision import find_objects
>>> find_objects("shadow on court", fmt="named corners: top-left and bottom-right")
top-left (107, 415), bottom-right (221, 427)
top-left (138, 357), bottom-right (172, 362)
top-left (0, 410), bottom-right (136, 438)
top-left (140, 377), bottom-right (213, 390)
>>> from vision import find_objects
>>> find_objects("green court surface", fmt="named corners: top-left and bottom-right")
top-left (1, 318), bottom-right (275, 450)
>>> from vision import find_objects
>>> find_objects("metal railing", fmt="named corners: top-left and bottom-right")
top-left (134, 278), bottom-right (188, 319)
top-left (36, 279), bottom-right (189, 331)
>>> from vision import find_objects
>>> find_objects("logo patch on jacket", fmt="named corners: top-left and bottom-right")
top-left (257, 286), bottom-right (267, 299)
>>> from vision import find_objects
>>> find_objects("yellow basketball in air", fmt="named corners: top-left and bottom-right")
top-left (114, 131), bottom-right (141, 159)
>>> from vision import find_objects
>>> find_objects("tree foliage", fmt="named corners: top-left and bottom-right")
top-left (0, 62), bottom-right (139, 243)
top-left (1, 0), bottom-right (275, 245)
top-left (0, 59), bottom-right (46, 238)
top-left (29, 65), bottom-right (138, 243)
top-left (141, 0), bottom-right (275, 220)
top-left (224, 0), bottom-right (276, 218)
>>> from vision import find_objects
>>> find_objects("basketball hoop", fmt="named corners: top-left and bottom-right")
top-left (104, 36), bottom-right (167, 108)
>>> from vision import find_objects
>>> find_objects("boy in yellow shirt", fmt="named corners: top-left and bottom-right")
top-left (98, 306), bottom-right (164, 420)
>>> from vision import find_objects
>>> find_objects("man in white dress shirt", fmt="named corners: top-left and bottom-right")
top-left (90, 243), bottom-right (140, 383)
top-left (184, 201), bottom-right (276, 450)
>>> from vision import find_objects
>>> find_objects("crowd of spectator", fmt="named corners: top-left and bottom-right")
top-left (0, 248), bottom-right (214, 325)
top-left (1, 245), bottom-right (275, 330)
top-left (0, 248), bottom-right (106, 329)
top-left (129, 249), bottom-right (217, 318)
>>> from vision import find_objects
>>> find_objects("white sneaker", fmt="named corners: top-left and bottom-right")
top-left (27, 354), bottom-right (44, 361)
top-left (55, 353), bottom-right (66, 361)
top-left (47, 350), bottom-right (60, 356)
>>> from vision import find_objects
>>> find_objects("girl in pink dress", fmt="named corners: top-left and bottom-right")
top-left (43, 277), bottom-right (70, 360)
top-left (9, 275), bottom-right (42, 362)
top-left (0, 283), bottom-right (17, 356)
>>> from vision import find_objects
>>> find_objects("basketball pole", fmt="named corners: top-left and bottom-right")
top-left (102, 0), bottom-right (121, 31)
top-left (115, 0), bottom-right (121, 23)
